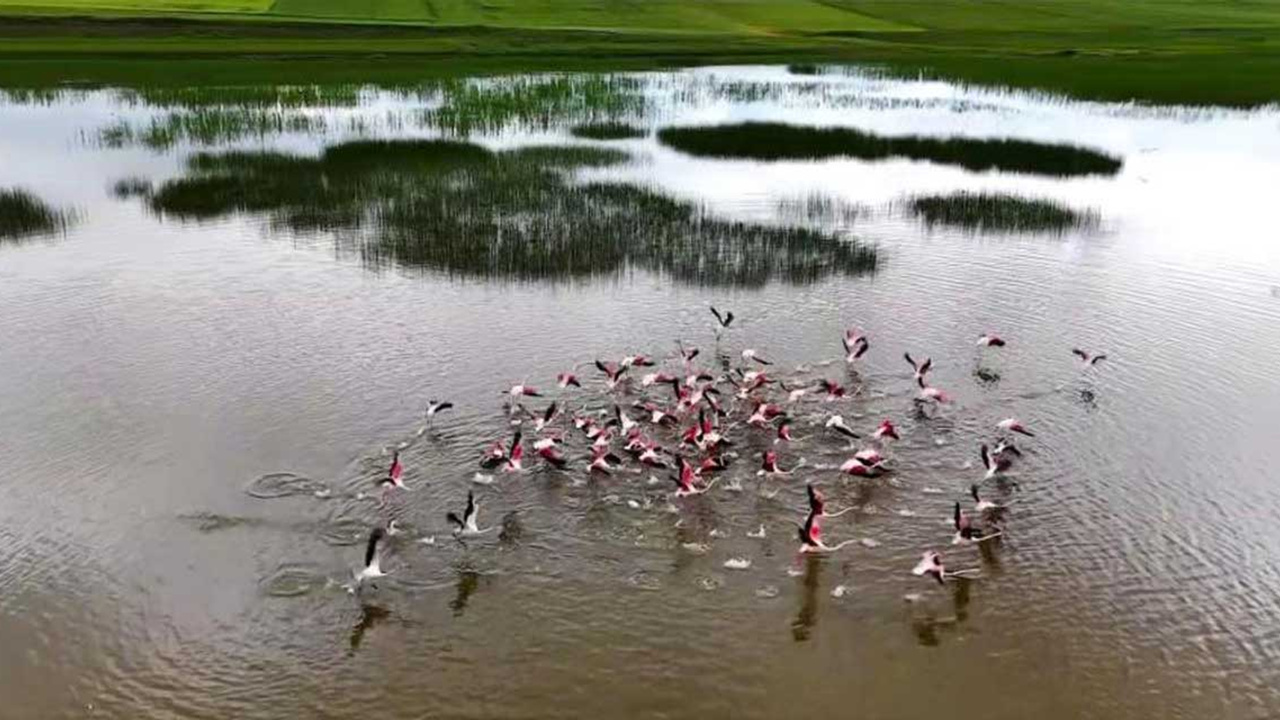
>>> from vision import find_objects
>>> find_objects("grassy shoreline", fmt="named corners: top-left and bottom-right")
top-left (0, 13), bottom-right (1278, 106)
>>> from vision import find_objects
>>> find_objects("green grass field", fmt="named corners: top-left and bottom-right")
top-left (1, 0), bottom-right (1279, 105)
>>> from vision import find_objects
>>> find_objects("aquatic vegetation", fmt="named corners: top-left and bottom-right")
top-left (658, 122), bottom-right (1123, 178)
top-left (906, 192), bottom-right (1100, 233)
top-left (144, 139), bottom-right (875, 286)
top-left (776, 194), bottom-right (866, 227)
top-left (110, 177), bottom-right (153, 199)
top-left (570, 122), bottom-right (647, 140)
top-left (117, 84), bottom-right (363, 109)
top-left (0, 188), bottom-right (73, 242)
top-left (99, 108), bottom-right (327, 149)
top-left (423, 74), bottom-right (647, 135)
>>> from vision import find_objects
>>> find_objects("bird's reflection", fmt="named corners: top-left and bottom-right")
top-left (498, 510), bottom-right (523, 546)
top-left (973, 367), bottom-right (1001, 387)
top-left (349, 603), bottom-right (391, 653)
top-left (910, 576), bottom-right (975, 647)
top-left (791, 554), bottom-right (823, 642)
top-left (451, 568), bottom-right (481, 617)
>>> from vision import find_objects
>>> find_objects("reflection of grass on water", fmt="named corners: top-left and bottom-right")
top-left (658, 122), bottom-right (1123, 178)
top-left (571, 122), bottom-right (647, 140)
top-left (906, 192), bottom-right (1099, 233)
top-left (145, 140), bottom-right (875, 285)
top-left (0, 188), bottom-right (73, 242)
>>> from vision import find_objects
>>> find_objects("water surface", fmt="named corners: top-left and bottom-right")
top-left (2, 66), bottom-right (1279, 719)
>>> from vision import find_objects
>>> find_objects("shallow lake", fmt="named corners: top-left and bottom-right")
top-left (2, 65), bottom-right (1279, 719)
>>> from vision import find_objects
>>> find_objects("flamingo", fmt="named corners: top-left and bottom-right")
top-left (977, 334), bottom-right (1006, 347)
top-left (970, 483), bottom-right (1008, 513)
top-left (557, 372), bottom-right (581, 389)
top-left (825, 414), bottom-right (861, 441)
top-left (747, 400), bottom-right (785, 428)
top-left (872, 419), bottom-right (900, 442)
top-left (710, 306), bottom-right (735, 334)
top-left (447, 491), bottom-right (492, 538)
top-left (641, 371), bottom-right (677, 388)
top-left (528, 402), bottom-right (559, 433)
top-left (621, 354), bottom-right (656, 368)
top-left (904, 353), bottom-right (933, 383)
top-left (853, 447), bottom-right (885, 467)
top-left (490, 430), bottom-right (522, 473)
top-left (588, 446), bottom-right (624, 475)
top-left (840, 456), bottom-right (886, 476)
top-left (797, 509), bottom-right (856, 553)
top-left (807, 483), bottom-right (853, 518)
top-left (775, 420), bottom-right (794, 444)
top-left (672, 457), bottom-right (716, 497)
top-left (996, 418), bottom-right (1035, 437)
top-left (917, 376), bottom-right (951, 404)
top-left (534, 436), bottom-right (569, 469)
top-left (1072, 348), bottom-right (1108, 367)
top-left (378, 450), bottom-right (409, 491)
top-left (842, 329), bottom-right (869, 364)
top-left (912, 550), bottom-right (980, 584)
top-left (952, 501), bottom-right (1002, 545)
top-left (425, 400), bottom-right (453, 423)
top-left (507, 383), bottom-right (542, 398)
top-left (817, 378), bottom-right (847, 402)
top-left (594, 360), bottom-right (629, 391)
top-left (980, 443), bottom-right (1012, 480)
top-left (352, 527), bottom-right (391, 590)
top-left (757, 449), bottom-right (792, 476)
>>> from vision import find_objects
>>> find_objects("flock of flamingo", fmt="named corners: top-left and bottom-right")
top-left (351, 307), bottom-right (1107, 593)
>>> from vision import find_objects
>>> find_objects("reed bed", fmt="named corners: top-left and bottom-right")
top-left (0, 188), bottom-right (72, 242)
top-left (145, 140), bottom-right (875, 285)
top-left (570, 122), bottom-right (647, 140)
top-left (906, 192), bottom-right (1099, 233)
top-left (658, 122), bottom-right (1123, 178)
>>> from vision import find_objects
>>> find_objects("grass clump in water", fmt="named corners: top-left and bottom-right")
top-left (570, 122), bottom-right (647, 140)
top-left (144, 139), bottom-right (875, 286)
top-left (423, 74), bottom-right (647, 135)
top-left (0, 188), bottom-right (72, 242)
top-left (99, 108), bottom-right (326, 149)
top-left (658, 122), bottom-right (1122, 178)
top-left (906, 192), bottom-right (1099, 233)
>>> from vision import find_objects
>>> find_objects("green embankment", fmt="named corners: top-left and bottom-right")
top-left (0, 0), bottom-right (1278, 105)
